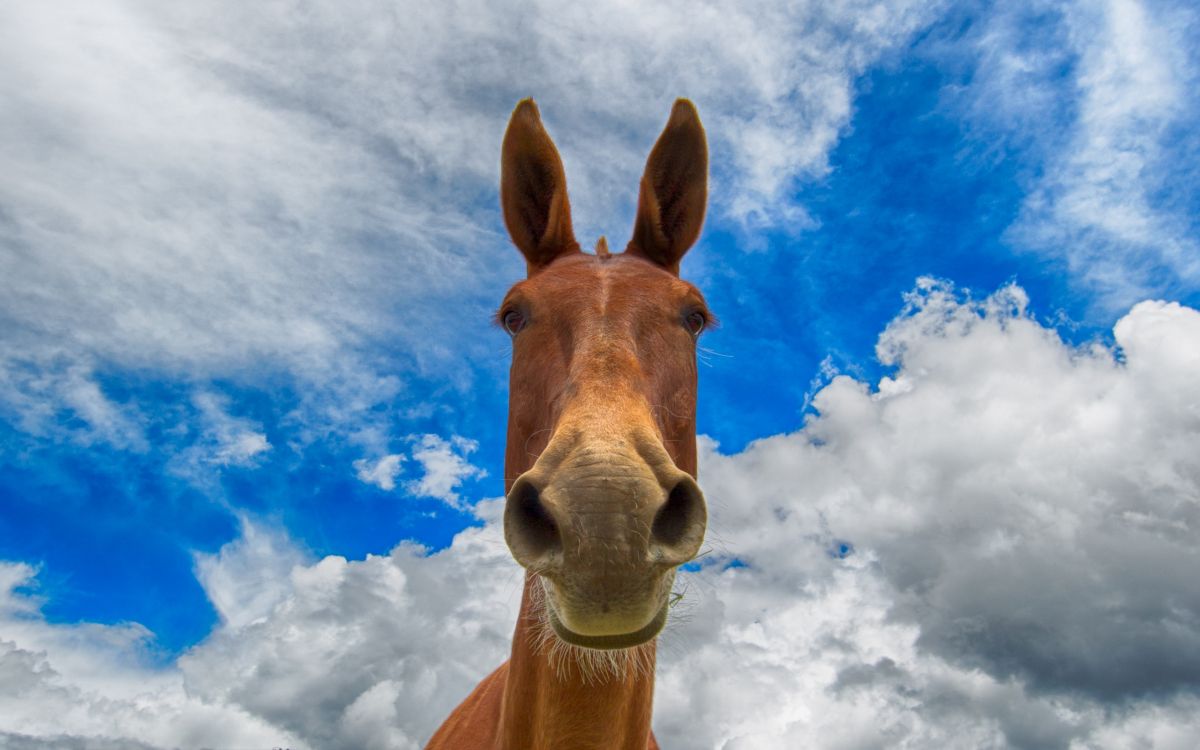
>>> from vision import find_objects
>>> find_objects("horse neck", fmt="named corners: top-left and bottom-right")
top-left (497, 571), bottom-right (657, 750)
top-left (495, 381), bottom-right (694, 750)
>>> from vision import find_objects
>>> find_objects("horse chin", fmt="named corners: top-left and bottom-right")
top-left (545, 600), bottom-right (668, 650)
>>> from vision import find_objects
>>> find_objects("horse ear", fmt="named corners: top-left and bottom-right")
top-left (626, 99), bottom-right (708, 275)
top-left (501, 99), bottom-right (580, 275)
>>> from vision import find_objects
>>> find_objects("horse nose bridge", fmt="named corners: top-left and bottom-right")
top-left (557, 350), bottom-right (663, 438)
top-left (538, 390), bottom-right (677, 480)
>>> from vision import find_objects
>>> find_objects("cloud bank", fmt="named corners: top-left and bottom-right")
top-left (657, 280), bottom-right (1200, 746)
top-left (2, 282), bottom-right (1198, 748)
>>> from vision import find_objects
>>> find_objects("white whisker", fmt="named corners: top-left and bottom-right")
top-left (697, 346), bottom-right (732, 359)
top-left (525, 576), bottom-right (656, 685)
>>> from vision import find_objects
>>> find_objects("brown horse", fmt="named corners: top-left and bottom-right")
top-left (427, 98), bottom-right (711, 750)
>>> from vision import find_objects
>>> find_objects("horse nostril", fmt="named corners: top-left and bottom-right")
top-left (651, 476), bottom-right (707, 564)
top-left (504, 476), bottom-right (562, 568)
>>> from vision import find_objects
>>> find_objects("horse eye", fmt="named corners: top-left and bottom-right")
top-left (503, 309), bottom-right (527, 336)
top-left (684, 310), bottom-right (706, 337)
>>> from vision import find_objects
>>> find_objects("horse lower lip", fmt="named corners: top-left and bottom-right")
top-left (547, 603), bottom-right (668, 650)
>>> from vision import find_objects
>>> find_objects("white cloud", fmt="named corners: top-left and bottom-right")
top-left (0, 500), bottom-right (520, 749)
top-left (352, 434), bottom-right (485, 500)
top-left (167, 391), bottom-right (271, 483)
top-left (179, 502), bottom-right (520, 749)
top-left (984, 0), bottom-right (1200, 308)
top-left (654, 279), bottom-right (1200, 745)
top-left (0, 563), bottom-right (306, 750)
top-left (0, 0), bottom-right (944, 446)
top-left (2, 283), bottom-right (1198, 748)
top-left (405, 434), bottom-right (486, 508)
top-left (354, 454), bottom-right (406, 492)
top-left (193, 520), bottom-right (310, 629)
top-left (0, 363), bottom-right (147, 451)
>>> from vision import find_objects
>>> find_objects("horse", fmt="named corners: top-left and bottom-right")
top-left (427, 98), bottom-right (711, 750)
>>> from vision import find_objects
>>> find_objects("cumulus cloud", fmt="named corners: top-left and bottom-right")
top-left (656, 279), bottom-right (1200, 745)
top-left (352, 434), bottom-right (484, 502)
top-left (193, 521), bottom-right (310, 629)
top-left (0, 563), bottom-right (306, 750)
top-left (2, 282), bottom-right (1198, 748)
top-left (0, 498), bottom-right (520, 749)
top-left (354, 454), bottom-right (407, 492)
top-left (405, 435), bottom-right (487, 508)
top-left (180, 503), bottom-right (520, 749)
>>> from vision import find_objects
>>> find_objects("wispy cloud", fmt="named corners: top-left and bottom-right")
top-left (168, 392), bottom-right (271, 482)
top-left (976, 0), bottom-right (1200, 309)
top-left (0, 0), bottom-right (940, 374)
top-left (0, 0), bottom-right (948, 484)
top-left (0, 363), bottom-right (148, 450)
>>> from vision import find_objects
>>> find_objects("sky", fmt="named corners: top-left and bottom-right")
top-left (1, 0), bottom-right (1199, 747)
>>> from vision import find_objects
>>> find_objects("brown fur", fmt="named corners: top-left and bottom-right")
top-left (427, 98), bottom-right (709, 750)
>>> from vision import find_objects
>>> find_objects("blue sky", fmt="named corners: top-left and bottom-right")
top-left (2, 0), bottom-right (1199, 747)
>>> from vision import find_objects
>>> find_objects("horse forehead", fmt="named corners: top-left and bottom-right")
top-left (530, 255), bottom-right (687, 315)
